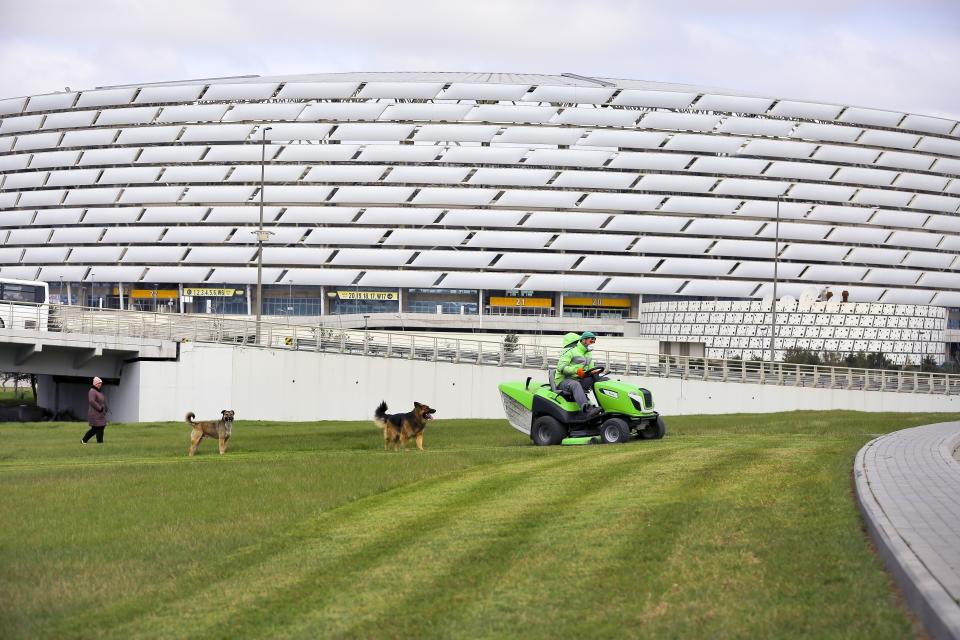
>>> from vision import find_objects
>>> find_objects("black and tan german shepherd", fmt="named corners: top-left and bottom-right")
top-left (374, 401), bottom-right (437, 451)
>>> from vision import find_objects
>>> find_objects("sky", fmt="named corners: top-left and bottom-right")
top-left (1, 0), bottom-right (958, 120)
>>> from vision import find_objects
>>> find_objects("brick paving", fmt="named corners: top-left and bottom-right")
top-left (855, 421), bottom-right (960, 640)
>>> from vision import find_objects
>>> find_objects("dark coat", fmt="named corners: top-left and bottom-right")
top-left (88, 386), bottom-right (107, 427)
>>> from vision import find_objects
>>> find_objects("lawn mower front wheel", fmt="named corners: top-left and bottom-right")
top-left (601, 417), bottom-right (631, 444)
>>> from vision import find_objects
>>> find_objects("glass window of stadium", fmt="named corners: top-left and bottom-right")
top-left (110, 284), bottom-right (180, 312)
top-left (562, 291), bottom-right (632, 319)
top-left (406, 288), bottom-right (479, 315)
top-left (182, 285), bottom-right (248, 315)
top-left (487, 290), bottom-right (556, 316)
top-left (329, 287), bottom-right (400, 315)
top-left (262, 283), bottom-right (322, 316)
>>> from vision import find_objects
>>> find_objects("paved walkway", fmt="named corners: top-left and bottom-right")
top-left (854, 421), bottom-right (960, 640)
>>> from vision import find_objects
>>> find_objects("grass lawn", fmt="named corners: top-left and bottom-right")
top-left (0, 411), bottom-right (955, 639)
top-left (0, 388), bottom-right (35, 407)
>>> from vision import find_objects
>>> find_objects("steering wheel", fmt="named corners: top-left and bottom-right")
top-left (586, 366), bottom-right (606, 377)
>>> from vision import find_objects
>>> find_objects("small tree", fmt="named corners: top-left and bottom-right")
top-left (782, 347), bottom-right (822, 366)
top-left (503, 332), bottom-right (519, 354)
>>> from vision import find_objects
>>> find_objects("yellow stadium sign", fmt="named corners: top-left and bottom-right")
top-left (564, 296), bottom-right (631, 308)
top-left (336, 291), bottom-right (398, 301)
top-left (183, 288), bottom-right (238, 297)
top-left (489, 296), bottom-right (552, 308)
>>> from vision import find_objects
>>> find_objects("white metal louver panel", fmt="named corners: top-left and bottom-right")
top-left (180, 124), bottom-right (253, 142)
top-left (95, 107), bottom-right (159, 126)
top-left (496, 253), bottom-right (579, 271)
top-left (767, 100), bottom-right (842, 119)
top-left (894, 173), bottom-right (949, 191)
top-left (223, 103), bottom-right (305, 122)
top-left (382, 229), bottom-right (469, 246)
top-left (0, 97), bottom-right (27, 116)
top-left (657, 258), bottom-right (737, 276)
top-left (1, 114), bottom-right (46, 133)
top-left (555, 107), bottom-right (639, 127)
top-left (261, 185), bottom-right (334, 203)
top-left (357, 208), bottom-right (441, 225)
top-left (441, 209), bottom-right (525, 227)
top-left (832, 167), bottom-right (897, 186)
top-left (412, 251), bottom-right (496, 268)
top-left (275, 82), bottom-right (359, 100)
top-left (413, 187), bottom-right (497, 206)
top-left (23, 248), bottom-right (69, 263)
top-left (859, 129), bottom-right (920, 150)
top-left (729, 261), bottom-right (804, 278)
top-left (0, 248), bottom-right (26, 264)
top-left (303, 165), bottom-right (385, 183)
top-left (330, 123), bottom-right (414, 142)
top-left (465, 105), bottom-right (557, 124)
top-left (14, 132), bottom-right (61, 151)
top-left (497, 127), bottom-right (585, 146)
top-left (206, 267), bottom-right (282, 284)
top-left (414, 124), bottom-right (499, 143)
top-left (229, 226), bottom-right (303, 244)
top-left (851, 189), bottom-right (912, 208)
top-left (757, 222), bottom-right (831, 241)
top-left (714, 178), bottom-right (789, 197)
top-left (633, 237), bottom-right (714, 255)
top-left (899, 114), bottom-right (956, 135)
top-left (525, 149), bottom-right (612, 167)
top-left (157, 104), bottom-right (229, 123)
top-left (829, 226), bottom-right (889, 244)
top-left (910, 194), bottom-right (960, 212)
top-left (788, 183), bottom-right (857, 203)
top-left (811, 145), bottom-right (879, 164)
top-left (330, 186), bottom-right (414, 204)
top-left (640, 112), bottom-right (722, 132)
top-left (437, 83), bottom-right (530, 100)
top-left (494, 190), bottom-right (582, 209)
top-left (764, 161), bottom-right (836, 180)
top-left (206, 206), bottom-right (281, 223)
top-left (99, 167), bottom-right (161, 183)
top-left (683, 280), bottom-right (759, 298)
top-left (612, 90), bottom-right (696, 109)
top-left (298, 103), bottom-right (387, 121)
top-left (801, 265), bottom-right (868, 281)
top-left (202, 83), bottom-right (279, 101)
top-left (36, 266), bottom-right (83, 280)
top-left (552, 170), bottom-right (637, 189)
top-left (439, 146), bottom-right (527, 164)
top-left (380, 103), bottom-right (473, 122)
top-left (331, 249), bottom-right (414, 266)
top-left (637, 174), bottom-right (717, 193)
top-left (710, 239), bottom-right (778, 258)
top-left (875, 151), bottom-right (934, 171)
top-left (41, 111), bottom-right (98, 130)
top-left (551, 233), bottom-right (633, 251)
top-left (717, 117), bottom-right (795, 136)
top-left (523, 211), bottom-right (609, 229)
top-left (278, 207), bottom-right (359, 224)
top-left (358, 82), bottom-right (443, 99)
top-left (468, 230), bottom-right (553, 249)
top-left (18, 190), bottom-right (65, 206)
top-left (359, 271), bottom-right (443, 288)
top-left (871, 210), bottom-right (927, 228)
top-left (123, 247), bottom-right (186, 264)
top-left (68, 247), bottom-right (124, 263)
top-left (577, 255), bottom-right (659, 273)
top-left (0, 155), bottom-right (30, 170)
top-left (903, 251), bottom-right (954, 269)
top-left (694, 94), bottom-right (773, 114)
top-left (76, 88), bottom-right (137, 108)
top-left (60, 128), bottom-right (119, 147)
top-left (580, 193), bottom-right (663, 211)
top-left (685, 218), bottom-right (763, 237)
top-left (846, 248), bottom-right (908, 265)
top-left (609, 152), bottom-right (693, 170)
top-left (926, 214), bottom-right (960, 232)
top-left (82, 207), bottom-right (142, 223)
top-left (24, 92), bottom-right (78, 113)
top-left (102, 227), bottom-right (164, 242)
top-left (881, 289), bottom-right (937, 305)
top-left (579, 130), bottom-right (667, 149)
top-left (160, 226), bottom-right (233, 244)
top-left (357, 145), bottom-right (441, 163)
top-left (140, 206), bottom-right (209, 223)
top-left (51, 229), bottom-right (104, 247)
top-left (688, 157), bottom-right (768, 175)
top-left (115, 126), bottom-right (182, 145)
top-left (134, 85), bottom-right (204, 103)
top-left (660, 196), bottom-right (740, 215)
top-left (805, 204), bottom-right (872, 223)
top-left (160, 166), bottom-right (230, 183)
top-left (136, 146), bottom-right (206, 164)
top-left (666, 134), bottom-right (744, 154)
top-left (604, 276), bottom-right (685, 294)
top-left (182, 186), bottom-right (256, 203)
top-left (282, 268), bottom-right (358, 285)
top-left (2, 172), bottom-right (47, 188)
top-left (0, 211), bottom-right (33, 227)
top-left (930, 158), bottom-right (960, 175)
top-left (303, 227), bottom-right (387, 245)
top-left (7, 227), bottom-right (52, 244)
top-left (261, 247), bottom-right (333, 265)
top-left (793, 123), bottom-right (862, 143)
top-left (888, 230), bottom-right (942, 249)
top-left (470, 168), bottom-right (554, 187)
top-left (227, 165), bottom-right (308, 183)
top-left (385, 166), bottom-right (470, 184)
top-left (272, 145), bottom-right (355, 162)
top-left (526, 85), bottom-right (614, 104)
top-left (779, 244), bottom-right (849, 262)
top-left (523, 274), bottom-right (606, 292)
top-left (740, 139), bottom-right (816, 159)
top-left (184, 247), bottom-right (256, 263)
top-left (142, 266), bottom-right (210, 282)
top-left (838, 107), bottom-right (904, 128)
top-left (263, 123), bottom-right (332, 142)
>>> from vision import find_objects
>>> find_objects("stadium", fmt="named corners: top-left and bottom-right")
top-left (0, 72), bottom-right (957, 363)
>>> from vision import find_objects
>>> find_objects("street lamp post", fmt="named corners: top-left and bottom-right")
top-left (769, 195), bottom-right (781, 366)
top-left (254, 126), bottom-right (273, 342)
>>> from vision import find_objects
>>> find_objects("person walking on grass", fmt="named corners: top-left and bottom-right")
top-left (81, 376), bottom-right (108, 444)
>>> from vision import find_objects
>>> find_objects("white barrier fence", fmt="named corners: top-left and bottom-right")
top-left (5, 302), bottom-right (958, 396)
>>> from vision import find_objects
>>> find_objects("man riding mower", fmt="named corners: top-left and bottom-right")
top-left (555, 331), bottom-right (605, 418)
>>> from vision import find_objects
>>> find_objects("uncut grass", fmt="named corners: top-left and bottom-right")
top-left (0, 411), bottom-right (956, 639)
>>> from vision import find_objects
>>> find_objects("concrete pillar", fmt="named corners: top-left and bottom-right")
top-left (118, 282), bottom-right (124, 310)
top-left (246, 284), bottom-right (252, 316)
top-left (178, 283), bottom-right (184, 314)
top-left (558, 292), bottom-right (564, 318)
top-left (478, 289), bottom-right (484, 328)
top-left (320, 286), bottom-right (325, 316)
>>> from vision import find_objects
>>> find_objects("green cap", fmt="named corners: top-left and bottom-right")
top-left (580, 331), bottom-right (596, 340)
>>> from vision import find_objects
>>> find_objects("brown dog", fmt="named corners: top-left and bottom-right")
top-left (374, 401), bottom-right (436, 451)
top-left (186, 410), bottom-right (235, 456)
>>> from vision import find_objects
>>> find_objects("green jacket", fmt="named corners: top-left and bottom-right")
top-left (554, 340), bottom-right (594, 386)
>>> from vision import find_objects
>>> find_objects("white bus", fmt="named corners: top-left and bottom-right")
top-left (0, 278), bottom-right (50, 331)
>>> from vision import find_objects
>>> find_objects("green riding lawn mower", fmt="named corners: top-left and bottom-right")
top-left (498, 368), bottom-right (665, 446)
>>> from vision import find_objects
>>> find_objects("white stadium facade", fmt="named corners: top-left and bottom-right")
top-left (0, 72), bottom-right (957, 364)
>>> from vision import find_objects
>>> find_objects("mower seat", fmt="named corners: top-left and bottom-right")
top-left (547, 369), bottom-right (576, 402)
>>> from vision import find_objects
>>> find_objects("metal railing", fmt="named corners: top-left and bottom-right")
top-left (5, 302), bottom-right (958, 396)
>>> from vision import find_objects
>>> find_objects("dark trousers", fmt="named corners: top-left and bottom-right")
top-left (82, 426), bottom-right (105, 443)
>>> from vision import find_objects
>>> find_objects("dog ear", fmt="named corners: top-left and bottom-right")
top-left (221, 409), bottom-right (227, 415)
top-left (414, 401), bottom-right (422, 408)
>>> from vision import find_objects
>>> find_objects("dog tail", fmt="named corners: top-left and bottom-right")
top-left (374, 401), bottom-right (388, 425)
top-left (186, 411), bottom-right (196, 424)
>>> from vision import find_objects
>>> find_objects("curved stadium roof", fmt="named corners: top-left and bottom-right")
top-left (0, 72), bottom-right (957, 305)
